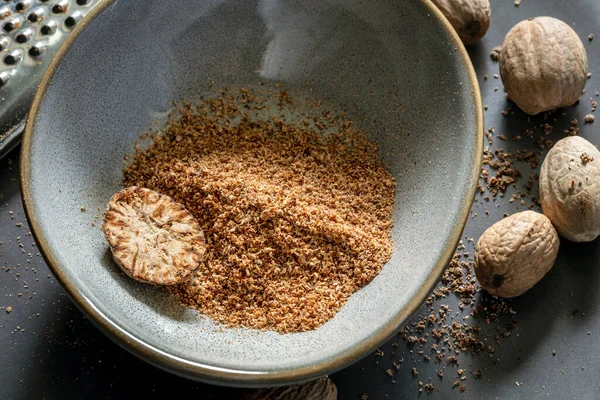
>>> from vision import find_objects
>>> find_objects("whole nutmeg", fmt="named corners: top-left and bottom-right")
top-left (431, 0), bottom-right (491, 45)
top-left (540, 136), bottom-right (600, 242)
top-left (241, 377), bottom-right (337, 400)
top-left (474, 211), bottom-right (559, 298)
top-left (499, 17), bottom-right (588, 115)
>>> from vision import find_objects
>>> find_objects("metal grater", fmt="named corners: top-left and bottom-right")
top-left (0, 0), bottom-right (102, 159)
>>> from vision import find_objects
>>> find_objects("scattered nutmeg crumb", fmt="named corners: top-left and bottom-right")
top-left (490, 46), bottom-right (501, 61)
top-left (420, 383), bottom-right (435, 393)
top-left (580, 153), bottom-right (594, 164)
top-left (564, 119), bottom-right (580, 136)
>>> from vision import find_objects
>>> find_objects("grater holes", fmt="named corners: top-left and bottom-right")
top-left (51, 0), bottom-right (68, 14)
top-left (0, 36), bottom-right (9, 51)
top-left (28, 42), bottom-right (44, 58)
top-left (15, 27), bottom-right (32, 43)
top-left (0, 71), bottom-right (10, 87)
top-left (15, 0), bottom-right (32, 13)
top-left (4, 49), bottom-right (21, 65)
top-left (40, 19), bottom-right (56, 35)
top-left (0, 6), bottom-right (11, 20)
top-left (64, 10), bottom-right (82, 28)
top-left (0, 0), bottom-right (102, 150)
top-left (27, 7), bottom-right (44, 22)
top-left (3, 16), bottom-right (22, 32)
top-left (3, 22), bottom-right (13, 31)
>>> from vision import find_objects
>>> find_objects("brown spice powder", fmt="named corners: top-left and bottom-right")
top-left (123, 87), bottom-right (396, 333)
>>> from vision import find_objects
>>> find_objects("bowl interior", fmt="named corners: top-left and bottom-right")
top-left (22, 0), bottom-right (481, 385)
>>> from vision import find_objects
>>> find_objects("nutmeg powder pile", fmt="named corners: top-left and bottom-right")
top-left (123, 86), bottom-right (396, 333)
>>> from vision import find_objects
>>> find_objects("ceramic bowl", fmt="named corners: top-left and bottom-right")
top-left (21, 0), bottom-right (482, 387)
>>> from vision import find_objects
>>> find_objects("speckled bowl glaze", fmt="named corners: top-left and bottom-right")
top-left (21, 0), bottom-right (483, 387)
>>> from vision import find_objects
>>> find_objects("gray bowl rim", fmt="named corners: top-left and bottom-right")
top-left (20, 0), bottom-right (484, 387)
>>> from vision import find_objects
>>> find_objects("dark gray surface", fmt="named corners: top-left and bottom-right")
top-left (1, 1), bottom-right (600, 398)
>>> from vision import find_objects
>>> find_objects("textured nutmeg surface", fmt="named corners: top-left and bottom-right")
top-left (475, 211), bottom-right (559, 298)
top-left (431, 0), bottom-right (491, 45)
top-left (102, 186), bottom-right (206, 285)
top-left (540, 136), bottom-right (600, 242)
top-left (241, 377), bottom-right (338, 400)
top-left (499, 16), bottom-right (588, 115)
